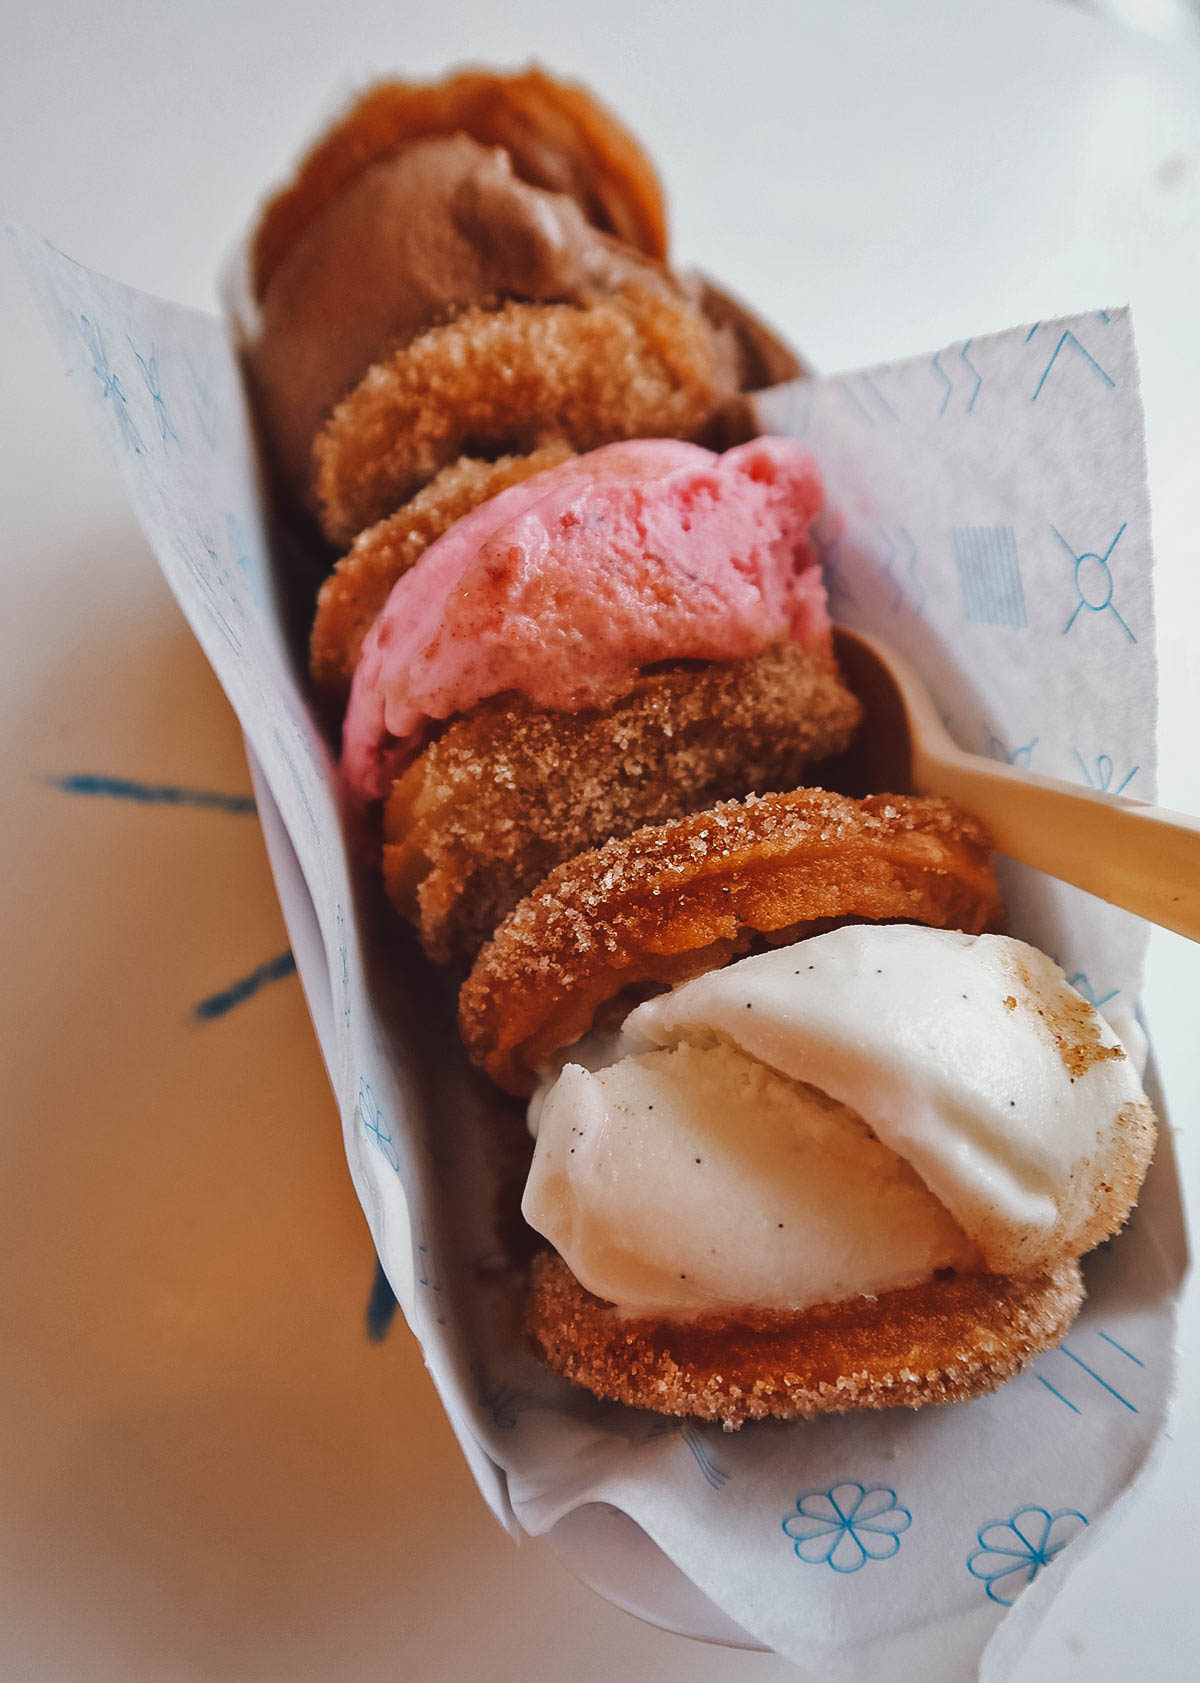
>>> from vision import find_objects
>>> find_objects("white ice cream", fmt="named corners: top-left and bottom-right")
top-left (522, 925), bottom-right (1152, 1318)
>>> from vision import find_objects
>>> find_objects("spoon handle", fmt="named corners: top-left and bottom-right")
top-left (913, 748), bottom-right (1200, 942)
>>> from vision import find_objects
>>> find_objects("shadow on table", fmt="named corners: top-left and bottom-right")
top-left (0, 552), bottom-right (515, 1681)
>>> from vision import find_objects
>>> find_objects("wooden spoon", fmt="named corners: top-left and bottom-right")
top-left (832, 626), bottom-right (1200, 942)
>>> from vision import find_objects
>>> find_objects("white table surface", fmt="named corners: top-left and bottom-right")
top-left (3, 2), bottom-right (1198, 1678)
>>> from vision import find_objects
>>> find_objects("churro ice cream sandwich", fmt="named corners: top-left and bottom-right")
top-left (343, 439), bottom-right (862, 963)
top-left (459, 790), bottom-right (1157, 1427)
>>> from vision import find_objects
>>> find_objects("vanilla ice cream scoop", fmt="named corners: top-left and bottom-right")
top-left (522, 926), bottom-right (1157, 1318)
top-left (527, 1040), bottom-right (982, 1318)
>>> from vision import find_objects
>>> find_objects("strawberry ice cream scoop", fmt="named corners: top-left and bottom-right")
top-left (342, 435), bottom-right (829, 800)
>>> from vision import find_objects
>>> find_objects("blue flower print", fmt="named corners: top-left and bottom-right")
top-left (967, 1506), bottom-right (1088, 1606)
top-left (783, 1483), bottom-right (911, 1573)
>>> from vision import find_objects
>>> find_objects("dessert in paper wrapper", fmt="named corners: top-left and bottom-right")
top-left (13, 70), bottom-right (1187, 1682)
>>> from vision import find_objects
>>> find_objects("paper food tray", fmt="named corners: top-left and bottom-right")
top-left (16, 226), bottom-right (1188, 1681)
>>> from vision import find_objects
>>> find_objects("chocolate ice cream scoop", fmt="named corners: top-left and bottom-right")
top-left (249, 67), bottom-right (670, 298)
top-left (247, 134), bottom-right (679, 502)
top-left (243, 69), bottom-right (804, 510)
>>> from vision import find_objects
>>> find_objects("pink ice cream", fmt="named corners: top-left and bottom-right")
top-left (342, 435), bottom-right (829, 801)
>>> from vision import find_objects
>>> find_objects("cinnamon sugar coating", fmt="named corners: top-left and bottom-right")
top-left (383, 645), bottom-right (862, 965)
top-left (527, 1251), bottom-right (1084, 1428)
top-left (311, 444), bottom-right (574, 704)
top-left (312, 291), bottom-right (728, 545)
top-left (459, 788), bottom-right (1003, 1094)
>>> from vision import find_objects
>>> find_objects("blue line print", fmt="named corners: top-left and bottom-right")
top-left (899, 525), bottom-right (924, 615)
top-left (79, 314), bottom-right (143, 453)
top-left (1025, 323), bottom-right (1041, 343)
top-left (1097, 310), bottom-right (1111, 324)
top-left (185, 349), bottom-right (221, 449)
top-left (959, 339), bottom-right (982, 411)
top-left (271, 725), bottom-right (321, 841)
top-left (365, 1259), bottom-right (398, 1341)
top-left (1065, 969), bottom-right (1119, 1010)
top-left (682, 1424), bottom-right (729, 1489)
top-left (1072, 748), bottom-right (1139, 795)
top-left (1036, 1373), bottom-right (1081, 1413)
top-left (174, 536), bottom-right (243, 655)
top-left (196, 526), bottom-right (247, 617)
top-left (1053, 522), bottom-right (1135, 643)
top-left (859, 370), bottom-right (898, 420)
top-left (1098, 1331), bottom-right (1144, 1366)
top-left (931, 349), bottom-right (953, 416)
top-left (645, 1417), bottom-right (729, 1487)
top-left (819, 527), bottom-right (857, 609)
top-left (46, 773), bottom-right (257, 813)
top-left (839, 381), bottom-right (876, 424)
top-left (1032, 331), bottom-right (1116, 402)
top-left (335, 903), bottom-right (352, 1024)
top-left (128, 339), bottom-right (178, 446)
top-left (877, 526), bottom-right (895, 595)
top-left (876, 526), bottom-right (905, 609)
top-left (416, 1222), bottom-right (447, 1327)
top-left (968, 1507), bottom-right (1088, 1606)
top-left (1058, 1343), bottom-right (1138, 1412)
top-left (953, 526), bottom-right (1028, 628)
top-left (988, 734), bottom-right (1038, 770)
top-left (193, 949), bottom-right (297, 1020)
top-left (225, 511), bottom-right (267, 612)
top-left (358, 1077), bottom-right (399, 1171)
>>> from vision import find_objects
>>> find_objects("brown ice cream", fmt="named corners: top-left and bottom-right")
top-left (247, 134), bottom-right (682, 502)
top-left (249, 69), bottom-right (670, 299)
